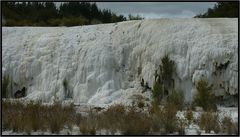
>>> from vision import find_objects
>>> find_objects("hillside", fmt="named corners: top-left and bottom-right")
top-left (2, 18), bottom-right (238, 107)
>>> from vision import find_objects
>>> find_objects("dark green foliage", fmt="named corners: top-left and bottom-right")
top-left (2, 2), bottom-right (127, 26)
top-left (194, 79), bottom-right (217, 111)
top-left (152, 54), bottom-right (176, 105)
top-left (195, 2), bottom-right (238, 18)
top-left (128, 14), bottom-right (144, 20)
top-left (152, 82), bottom-right (163, 104)
top-left (159, 54), bottom-right (175, 90)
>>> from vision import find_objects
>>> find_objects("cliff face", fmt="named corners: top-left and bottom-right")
top-left (2, 18), bottom-right (238, 106)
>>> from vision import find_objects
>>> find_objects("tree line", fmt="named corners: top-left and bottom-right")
top-left (2, 2), bottom-right (142, 26)
top-left (195, 2), bottom-right (238, 18)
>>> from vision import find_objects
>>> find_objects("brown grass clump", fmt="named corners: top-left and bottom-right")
top-left (149, 101), bottom-right (179, 134)
top-left (162, 102), bottom-right (178, 134)
top-left (221, 116), bottom-right (237, 135)
top-left (185, 109), bottom-right (193, 126)
top-left (198, 111), bottom-right (220, 133)
top-left (79, 115), bottom-right (97, 135)
top-left (120, 106), bottom-right (151, 135)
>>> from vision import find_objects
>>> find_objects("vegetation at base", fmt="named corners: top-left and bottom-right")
top-left (1, 100), bottom-right (181, 135)
top-left (198, 111), bottom-right (220, 133)
top-left (193, 79), bottom-right (217, 111)
top-left (195, 2), bottom-right (238, 18)
top-left (185, 109), bottom-right (193, 126)
top-left (2, 99), bottom-right (238, 135)
top-left (221, 116), bottom-right (238, 134)
top-left (167, 89), bottom-right (184, 110)
top-left (2, 100), bottom-right (75, 134)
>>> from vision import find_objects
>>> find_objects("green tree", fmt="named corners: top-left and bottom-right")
top-left (195, 2), bottom-right (238, 18)
top-left (2, 2), bottom-right (127, 26)
top-left (152, 54), bottom-right (176, 105)
top-left (159, 54), bottom-right (175, 95)
top-left (152, 82), bottom-right (163, 104)
top-left (128, 14), bottom-right (144, 20)
top-left (194, 79), bottom-right (217, 111)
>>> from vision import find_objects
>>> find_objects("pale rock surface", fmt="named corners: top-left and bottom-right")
top-left (2, 18), bottom-right (238, 106)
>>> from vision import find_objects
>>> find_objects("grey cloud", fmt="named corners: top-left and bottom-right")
top-left (96, 2), bottom-right (216, 18)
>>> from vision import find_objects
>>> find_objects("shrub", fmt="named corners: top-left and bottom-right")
top-left (167, 90), bottom-right (184, 110)
top-left (194, 79), bottom-right (217, 111)
top-left (150, 111), bottom-right (163, 133)
top-left (149, 102), bottom-right (178, 134)
top-left (79, 116), bottom-right (96, 135)
top-left (96, 104), bottom-right (126, 134)
top-left (153, 54), bottom-right (176, 105)
top-left (120, 106), bottom-right (151, 135)
top-left (48, 18), bottom-right (62, 26)
top-left (221, 116), bottom-right (236, 134)
top-left (198, 111), bottom-right (220, 133)
top-left (149, 100), bottom-right (160, 114)
top-left (185, 109), bottom-right (193, 126)
top-left (48, 102), bottom-right (75, 133)
top-left (96, 104), bottom-right (152, 135)
top-left (162, 102), bottom-right (178, 134)
top-left (152, 82), bottom-right (163, 104)
top-left (61, 16), bottom-right (89, 26)
top-left (25, 101), bottom-right (44, 131)
top-left (159, 54), bottom-right (175, 90)
top-left (90, 19), bottom-right (102, 25)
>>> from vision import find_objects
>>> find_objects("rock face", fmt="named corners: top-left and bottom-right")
top-left (2, 18), bottom-right (238, 106)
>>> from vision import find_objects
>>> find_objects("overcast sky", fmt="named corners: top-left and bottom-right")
top-left (96, 2), bottom-right (216, 19)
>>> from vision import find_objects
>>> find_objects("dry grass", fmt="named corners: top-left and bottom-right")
top-left (198, 111), bottom-right (220, 133)
top-left (2, 100), bottom-right (75, 134)
top-left (94, 104), bottom-right (151, 135)
top-left (221, 116), bottom-right (238, 135)
top-left (4, 99), bottom-right (233, 135)
top-left (185, 109), bottom-right (193, 126)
